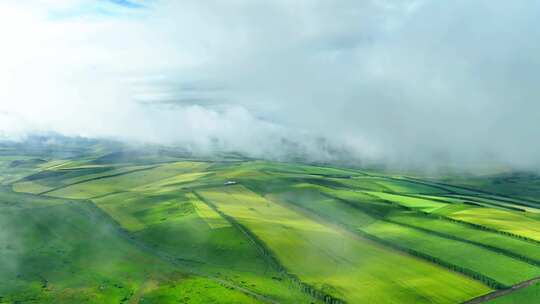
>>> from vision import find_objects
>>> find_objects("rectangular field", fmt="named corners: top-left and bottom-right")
top-left (197, 185), bottom-right (490, 304)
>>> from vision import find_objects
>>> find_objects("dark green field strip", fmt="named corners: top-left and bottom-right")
top-left (259, 161), bottom-right (366, 178)
top-left (442, 196), bottom-right (525, 212)
top-left (21, 166), bottom-right (113, 185)
top-left (382, 192), bottom-right (467, 206)
top-left (479, 194), bottom-right (540, 210)
top-left (325, 193), bottom-right (400, 218)
top-left (1, 185), bottom-right (70, 209)
top-left (387, 192), bottom-right (529, 213)
top-left (193, 191), bottom-right (343, 304)
top-left (442, 194), bottom-right (539, 212)
top-left (37, 165), bottom-right (158, 195)
top-left (402, 177), bottom-right (486, 195)
top-left (262, 169), bottom-right (358, 179)
top-left (409, 177), bottom-right (540, 206)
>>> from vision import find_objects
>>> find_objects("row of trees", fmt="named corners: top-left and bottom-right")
top-left (193, 192), bottom-right (345, 304)
top-left (353, 229), bottom-right (506, 289)
top-left (294, 198), bottom-right (508, 290)
top-left (426, 212), bottom-right (540, 246)
top-left (388, 219), bottom-right (540, 268)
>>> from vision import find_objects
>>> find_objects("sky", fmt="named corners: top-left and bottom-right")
top-left (1, 0), bottom-right (539, 169)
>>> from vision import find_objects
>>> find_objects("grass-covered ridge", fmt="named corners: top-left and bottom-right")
top-left (2, 148), bottom-right (540, 303)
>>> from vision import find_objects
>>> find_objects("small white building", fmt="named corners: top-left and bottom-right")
top-left (224, 180), bottom-right (237, 186)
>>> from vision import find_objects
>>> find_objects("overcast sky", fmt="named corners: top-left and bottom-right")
top-left (1, 0), bottom-right (539, 169)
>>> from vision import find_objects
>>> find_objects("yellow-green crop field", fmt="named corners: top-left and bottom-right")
top-left (2, 148), bottom-right (540, 303)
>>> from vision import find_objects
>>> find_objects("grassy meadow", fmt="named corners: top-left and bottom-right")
top-left (1, 147), bottom-right (540, 303)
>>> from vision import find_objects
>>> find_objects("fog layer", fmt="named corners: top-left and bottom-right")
top-left (1, 1), bottom-right (539, 169)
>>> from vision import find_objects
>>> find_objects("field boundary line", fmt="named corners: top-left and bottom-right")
top-left (192, 191), bottom-right (283, 273)
top-left (279, 192), bottom-right (506, 289)
top-left (78, 198), bottom-right (281, 304)
top-left (404, 177), bottom-right (540, 207)
top-left (323, 190), bottom-right (540, 267)
top-left (353, 189), bottom-right (540, 246)
top-left (385, 219), bottom-right (540, 268)
top-left (423, 211), bottom-right (540, 246)
top-left (462, 276), bottom-right (540, 304)
top-left (194, 189), bottom-right (346, 304)
top-left (37, 166), bottom-right (159, 195)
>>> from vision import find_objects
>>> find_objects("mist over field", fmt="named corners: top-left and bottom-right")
top-left (1, 0), bottom-right (540, 169)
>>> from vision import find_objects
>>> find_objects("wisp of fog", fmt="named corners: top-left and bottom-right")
top-left (1, 0), bottom-right (539, 169)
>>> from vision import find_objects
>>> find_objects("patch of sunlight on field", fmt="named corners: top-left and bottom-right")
top-left (12, 181), bottom-right (52, 194)
top-left (93, 191), bottom-right (196, 232)
top-left (189, 193), bottom-right (230, 229)
top-left (367, 191), bottom-right (447, 212)
top-left (374, 179), bottom-right (447, 194)
top-left (198, 185), bottom-right (490, 304)
top-left (446, 207), bottom-right (540, 242)
top-left (133, 172), bottom-right (210, 193)
top-left (38, 159), bottom-right (70, 170)
top-left (47, 162), bottom-right (210, 199)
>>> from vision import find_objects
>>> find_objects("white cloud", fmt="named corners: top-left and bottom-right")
top-left (1, 1), bottom-right (539, 168)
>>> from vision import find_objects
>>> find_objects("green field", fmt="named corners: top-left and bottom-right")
top-left (487, 281), bottom-right (540, 303)
top-left (2, 145), bottom-right (540, 303)
top-left (198, 185), bottom-right (487, 303)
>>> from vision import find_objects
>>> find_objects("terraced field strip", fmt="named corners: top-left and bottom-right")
top-left (320, 188), bottom-right (540, 267)
top-left (275, 186), bottom-right (540, 289)
top-left (406, 177), bottom-right (540, 206)
top-left (357, 189), bottom-right (540, 245)
top-left (388, 213), bottom-right (540, 267)
top-left (44, 162), bottom-right (209, 199)
top-left (363, 221), bottom-right (540, 287)
top-left (444, 194), bottom-right (540, 213)
top-left (481, 194), bottom-right (540, 210)
top-left (38, 165), bottom-right (158, 195)
top-left (198, 185), bottom-right (490, 304)
top-left (435, 206), bottom-right (540, 243)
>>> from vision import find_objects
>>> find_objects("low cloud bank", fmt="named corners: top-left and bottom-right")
top-left (1, 1), bottom-right (539, 170)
